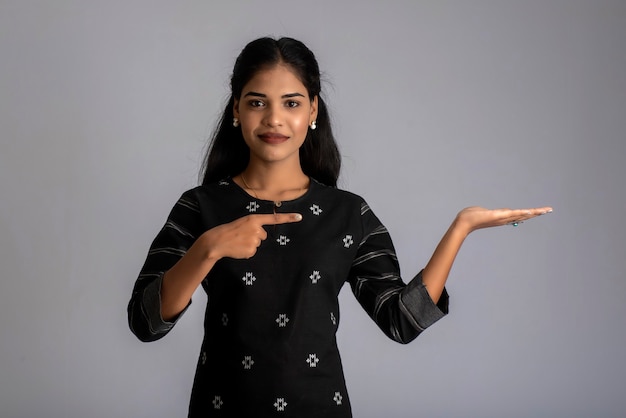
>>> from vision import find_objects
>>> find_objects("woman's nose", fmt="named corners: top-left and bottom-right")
top-left (262, 105), bottom-right (283, 127)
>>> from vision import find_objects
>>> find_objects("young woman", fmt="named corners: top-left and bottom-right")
top-left (128, 37), bottom-right (551, 417)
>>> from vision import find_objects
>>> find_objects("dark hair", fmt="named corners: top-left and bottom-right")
top-left (199, 37), bottom-right (341, 187)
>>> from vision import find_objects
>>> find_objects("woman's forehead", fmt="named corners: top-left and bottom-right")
top-left (242, 64), bottom-right (308, 97)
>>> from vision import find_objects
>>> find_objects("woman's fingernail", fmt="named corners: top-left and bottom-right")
top-left (294, 214), bottom-right (302, 221)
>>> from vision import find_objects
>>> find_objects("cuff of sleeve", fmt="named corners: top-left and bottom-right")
top-left (400, 270), bottom-right (449, 331)
top-left (142, 272), bottom-right (191, 335)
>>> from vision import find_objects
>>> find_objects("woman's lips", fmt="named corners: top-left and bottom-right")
top-left (258, 133), bottom-right (289, 144)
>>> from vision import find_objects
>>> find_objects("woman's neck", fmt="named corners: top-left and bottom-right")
top-left (236, 161), bottom-right (309, 202)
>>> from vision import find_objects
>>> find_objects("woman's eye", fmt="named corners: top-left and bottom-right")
top-left (249, 100), bottom-right (264, 108)
top-left (285, 100), bottom-right (300, 108)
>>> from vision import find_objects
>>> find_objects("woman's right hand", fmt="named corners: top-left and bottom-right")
top-left (201, 213), bottom-right (303, 260)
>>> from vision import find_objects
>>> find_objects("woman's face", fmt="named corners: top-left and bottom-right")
top-left (234, 64), bottom-right (318, 167)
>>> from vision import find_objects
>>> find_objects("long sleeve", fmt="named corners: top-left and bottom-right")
top-left (128, 189), bottom-right (203, 342)
top-left (347, 201), bottom-right (449, 344)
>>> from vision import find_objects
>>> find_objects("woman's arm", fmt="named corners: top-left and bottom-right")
top-left (422, 206), bottom-right (553, 303)
top-left (159, 233), bottom-right (220, 321)
top-left (160, 212), bottom-right (303, 320)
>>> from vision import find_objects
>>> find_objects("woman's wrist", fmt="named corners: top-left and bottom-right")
top-left (197, 230), bottom-right (221, 263)
top-left (451, 212), bottom-right (473, 238)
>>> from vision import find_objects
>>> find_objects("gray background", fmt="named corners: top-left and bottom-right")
top-left (1, 1), bottom-right (625, 417)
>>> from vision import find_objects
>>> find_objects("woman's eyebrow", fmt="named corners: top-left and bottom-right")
top-left (243, 91), bottom-right (305, 98)
top-left (282, 93), bottom-right (305, 98)
top-left (243, 91), bottom-right (266, 98)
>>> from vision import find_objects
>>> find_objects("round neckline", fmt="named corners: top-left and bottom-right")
top-left (228, 176), bottom-right (315, 205)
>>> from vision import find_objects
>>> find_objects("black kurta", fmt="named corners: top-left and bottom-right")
top-left (128, 178), bottom-right (449, 417)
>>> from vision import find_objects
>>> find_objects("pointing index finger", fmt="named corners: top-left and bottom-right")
top-left (256, 213), bottom-right (303, 226)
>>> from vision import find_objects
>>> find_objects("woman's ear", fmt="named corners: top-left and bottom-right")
top-left (310, 95), bottom-right (318, 123)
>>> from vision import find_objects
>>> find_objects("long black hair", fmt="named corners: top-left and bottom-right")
top-left (199, 37), bottom-right (341, 187)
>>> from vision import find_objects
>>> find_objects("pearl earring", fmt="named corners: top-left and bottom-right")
top-left (310, 121), bottom-right (317, 130)
top-left (233, 118), bottom-right (240, 128)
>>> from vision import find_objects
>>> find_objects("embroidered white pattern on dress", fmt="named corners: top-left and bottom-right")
top-left (242, 355), bottom-right (254, 370)
top-left (246, 201), bottom-right (260, 212)
top-left (201, 351), bottom-right (207, 365)
top-left (221, 313), bottom-right (228, 326)
top-left (310, 204), bottom-right (322, 215)
top-left (212, 395), bottom-right (223, 409)
top-left (330, 312), bottom-right (337, 325)
top-left (274, 398), bottom-right (288, 411)
top-left (333, 392), bottom-right (343, 405)
top-left (309, 270), bottom-right (321, 284)
top-left (306, 353), bottom-right (319, 367)
top-left (218, 180), bottom-right (229, 186)
top-left (242, 272), bottom-right (256, 286)
top-left (343, 235), bottom-right (354, 248)
top-left (276, 314), bottom-right (289, 327)
top-left (277, 235), bottom-right (290, 246)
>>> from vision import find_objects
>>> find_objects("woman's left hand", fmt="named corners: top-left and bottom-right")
top-left (455, 206), bottom-right (553, 235)
top-left (420, 204), bottom-right (553, 303)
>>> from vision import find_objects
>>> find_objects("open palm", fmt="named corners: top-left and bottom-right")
top-left (457, 206), bottom-right (553, 233)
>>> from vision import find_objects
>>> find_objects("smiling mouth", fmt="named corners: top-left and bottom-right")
top-left (258, 133), bottom-right (289, 144)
